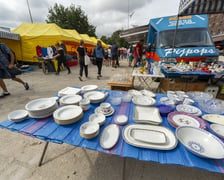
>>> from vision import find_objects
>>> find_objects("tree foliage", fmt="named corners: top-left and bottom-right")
top-left (46, 3), bottom-right (96, 36)
top-left (101, 31), bottom-right (128, 47)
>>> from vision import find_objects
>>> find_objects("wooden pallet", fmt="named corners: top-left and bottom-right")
top-left (107, 77), bottom-right (134, 91)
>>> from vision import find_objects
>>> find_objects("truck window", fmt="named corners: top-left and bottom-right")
top-left (159, 28), bottom-right (214, 49)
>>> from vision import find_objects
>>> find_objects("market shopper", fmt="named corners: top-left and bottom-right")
top-left (54, 43), bottom-right (71, 75)
top-left (0, 42), bottom-right (29, 97)
top-left (93, 40), bottom-right (105, 80)
top-left (133, 39), bottom-right (144, 67)
top-left (77, 40), bottom-right (88, 81)
top-left (111, 43), bottom-right (119, 68)
top-left (127, 45), bottom-right (134, 67)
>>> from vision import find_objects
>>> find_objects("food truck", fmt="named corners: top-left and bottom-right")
top-left (146, 14), bottom-right (219, 62)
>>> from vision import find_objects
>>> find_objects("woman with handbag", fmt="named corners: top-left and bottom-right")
top-left (93, 40), bottom-right (105, 80)
top-left (0, 42), bottom-right (29, 98)
top-left (77, 40), bottom-right (88, 81)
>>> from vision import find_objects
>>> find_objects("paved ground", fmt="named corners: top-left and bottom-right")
top-left (0, 60), bottom-right (223, 180)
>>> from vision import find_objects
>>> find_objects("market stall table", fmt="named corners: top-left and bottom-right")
top-left (132, 68), bottom-right (165, 92)
top-left (0, 89), bottom-right (224, 176)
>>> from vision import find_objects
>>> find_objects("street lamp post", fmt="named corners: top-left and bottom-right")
top-left (26, 0), bottom-right (33, 23)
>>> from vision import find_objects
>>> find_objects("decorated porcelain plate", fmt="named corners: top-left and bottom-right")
top-left (81, 85), bottom-right (98, 93)
top-left (122, 124), bottom-right (177, 150)
top-left (59, 95), bottom-right (82, 105)
top-left (168, 111), bottom-right (206, 129)
top-left (132, 96), bottom-right (156, 106)
top-left (176, 104), bottom-right (202, 116)
top-left (25, 98), bottom-right (56, 112)
top-left (133, 106), bottom-right (162, 125)
top-left (8, 109), bottom-right (28, 122)
top-left (100, 124), bottom-right (120, 149)
top-left (128, 89), bottom-right (142, 96)
top-left (95, 106), bottom-right (115, 117)
top-left (202, 114), bottom-right (224, 125)
top-left (58, 87), bottom-right (81, 96)
top-left (176, 126), bottom-right (224, 159)
top-left (210, 124), bottom-right (224, 139)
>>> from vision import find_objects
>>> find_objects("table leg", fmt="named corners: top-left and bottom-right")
top-left (122, 157), bottom-right (126, 180)
top-left (38, 142), bottom-right (49, 167)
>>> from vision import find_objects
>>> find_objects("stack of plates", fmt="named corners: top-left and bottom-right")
top-left (122, 124), bottom-right (177, 150)
top-left (59, 95), bottom-right (82, 106)
top-left (89, 113), bottom-right (106, 125)
top-left (81, 85), bottom-right (98, 93)
top-left (58, 87), bottom-right (81, 97)
top-left (53, 105), bottom-right (83, 125)
top-left (8, 109), bottom-right (28, 122)
top-left (80, 121), bottom-right (100, 139)
top-left (168, 111), bottom-right (207, 129)
top-left (83, 91), bottom-right (106, 103)
top-left (25, 98), bottom-right (58, 118)
top-left (95, 106), bottom-right (115, 117)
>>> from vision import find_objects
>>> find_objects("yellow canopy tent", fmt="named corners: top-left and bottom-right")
top-left (13, 23), bottom-right (77, 62)
top-left (80, 34), bottom-right (95, 46)
top-left (97, 38), bottom-right (109, 49)
top-left (90, 37), bottom-right (98, 46)
top-left (63, 29), bottom-right (82, 54)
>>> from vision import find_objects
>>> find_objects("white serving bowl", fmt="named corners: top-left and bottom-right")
top-left (80, 121), bottom-right (100, 139)
top-left (59, 94), bottom-right (82, 106)
top-left (89, 113), bottom-right (106, 125)
top-left (176, 126), bottom-right (224, 159)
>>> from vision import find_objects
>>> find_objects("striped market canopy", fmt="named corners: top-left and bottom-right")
top-left (179, 0), bottom-right (224, 15)
top-left (0, 27), bottom-right (20, 41)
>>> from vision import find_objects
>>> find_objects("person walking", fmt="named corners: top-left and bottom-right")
top-left (133, 39), bottom-right (144, 67)
top-left (54, 43), bottom-right (71, 75)
top-left (0, 42), bottom-right (29, 98)
top-left (77, 40), bottom-right (88, 81)
top-left (93, 40), bottom-right (105, 80)
top-left (111, 43), bottom-right (119, 68)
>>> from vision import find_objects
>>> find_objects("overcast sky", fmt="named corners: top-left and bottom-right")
top-left (0, 0), bottom-right (180, 37)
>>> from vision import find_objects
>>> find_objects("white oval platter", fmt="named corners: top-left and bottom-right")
top-left (210, 124), bottom-right (224, 139)
top-left (122, 124), bottom-right (177, 150)
top-left (100, 124), bottom-right (120, 149)
top-left (132, 96), bottom-right (156, 106)
top-left (202, 114), bottom-right (224, 125)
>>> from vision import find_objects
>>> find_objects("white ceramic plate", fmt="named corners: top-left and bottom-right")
top-left (100, 124), bottom-right (120, 149)
top-left (95, 106), bottom-right (115, 117)
top-left (176, 126), bottom-right (224, 159)
top-left (58, 87), bottom-right (81, 97)
top-left (8, 109), bottom-right (28, 122)
top-left (132, 96), bottom-right (156, 106)
top-left (128, 89), bottom-right (142, 96)
top-left (53, 105), bottom-right (83, 121)
top-left (25, 98), bottom-right (56, 112)
top-left (81, 85), bottom-right (98, 93)
top-left (59, 95), bottom-right (82, 106)
top-left (123, 124), bottom-right (177, 150)
top-left (130, 128), bottom-right (166, 144)
top-left (210, 124), bottom-right (224, 139)
top-left (172, 114), bottom-right (200, 128)
top-left (176, 104), bottom-right (202, 116)
top-left (89, 113), bottom-right (106, 125)
top-left (83, 91), bottom-right (105, 103)
top-left (140, 89), bottom-right (156, 98)
top-left (202, 114), bottom-right (224, 125)
top-left (114, 115), bottom-right (128, 125)
top-left (133, 106), bottom-right (162, 125)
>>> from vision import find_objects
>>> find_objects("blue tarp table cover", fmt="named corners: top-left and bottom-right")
top-left (161, 67), bottom-right (216, 78)
top-left (0, 89), bottom-right (224, 174)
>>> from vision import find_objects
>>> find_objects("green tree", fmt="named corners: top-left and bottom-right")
top-left (46, 3), bottom-right (96, 36)
top-left (110, 30), bottom-right (129, 48)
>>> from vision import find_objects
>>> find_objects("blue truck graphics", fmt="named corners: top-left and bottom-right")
top-left (146, 14), bottom-right (219, 62)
